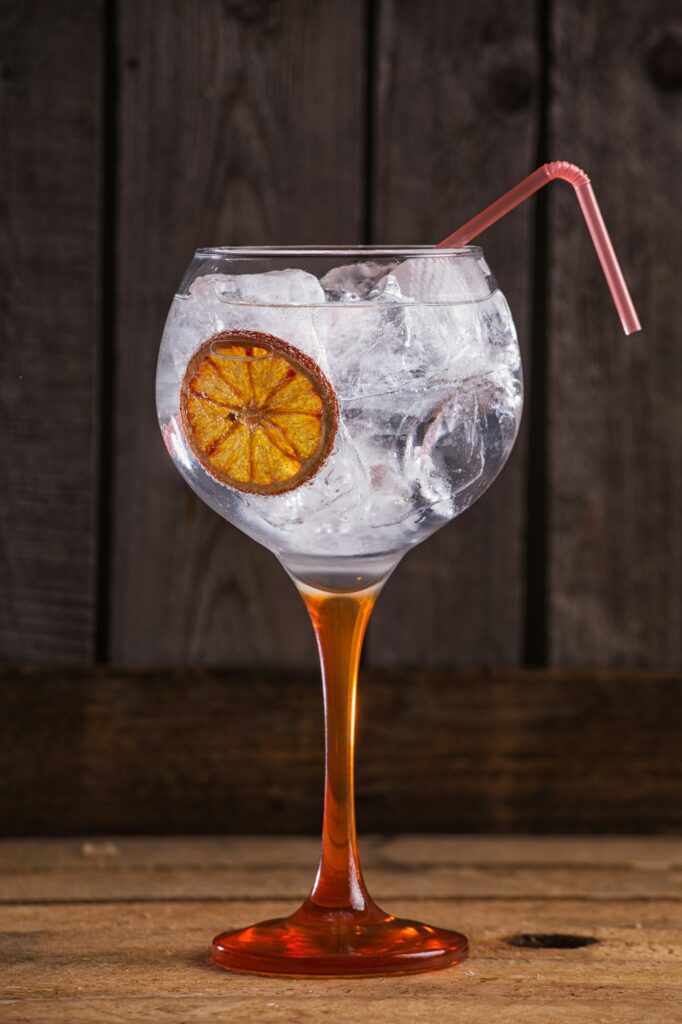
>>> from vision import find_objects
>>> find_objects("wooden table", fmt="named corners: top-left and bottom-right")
top-left (1, 836), bottom-right (680, 1022)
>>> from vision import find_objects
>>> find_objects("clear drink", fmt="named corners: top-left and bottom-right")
top-left (157, 249), bottom-right (522, 590)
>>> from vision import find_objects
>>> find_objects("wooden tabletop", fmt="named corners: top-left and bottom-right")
top-left (1, 836), bottom-right (681, 1022)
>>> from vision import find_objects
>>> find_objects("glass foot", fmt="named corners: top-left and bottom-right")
top-left (211, 898), bottom-right (468, 977)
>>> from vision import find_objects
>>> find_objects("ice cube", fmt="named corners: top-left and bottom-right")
top-left (185, 271), bottom-right (329, 367)
top-left (251, 423), bottom-right (364, 522)
top-left (314, 295), bottom-right (500, 401)
top-left (404, 372), bottom-right (522, 517)
top-left (315, 255), bottom-right (514, 402)
top-left (313, 301), bottom-right (411, 399)
top-left (245, 421), bottom-right (375, 553)
top-left (372, 254), bottom-right (494, 303)
top-left (157, 270), bottom-right (330, 421)
top-left (321, 261), bottom-right (395, 302)
top-left (243, 408), bottom-right (420, 557)
top-left (206, 268), bottom-right (325, 306)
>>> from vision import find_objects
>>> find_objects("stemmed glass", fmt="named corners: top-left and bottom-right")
top-left (156, 246), bottom-right (523, 976)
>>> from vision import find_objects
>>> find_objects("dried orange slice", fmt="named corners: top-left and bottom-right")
top-left (181, 329), bottom-right (338, 495)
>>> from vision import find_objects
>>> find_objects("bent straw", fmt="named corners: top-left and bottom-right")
top-left (438, 161), bottom-right (641, 335)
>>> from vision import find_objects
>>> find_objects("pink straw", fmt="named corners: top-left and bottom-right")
top-left (438, 161), bottom-right (641, 335)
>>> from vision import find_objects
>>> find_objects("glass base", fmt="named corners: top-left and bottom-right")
top-left (211, 898), bottom-right (468, 977)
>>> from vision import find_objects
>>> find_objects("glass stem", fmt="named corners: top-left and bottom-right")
top-left (297, 582), bottom-right (380, 911)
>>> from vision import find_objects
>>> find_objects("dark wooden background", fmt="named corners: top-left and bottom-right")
top-left (1, 1), bottom-right (680, 835)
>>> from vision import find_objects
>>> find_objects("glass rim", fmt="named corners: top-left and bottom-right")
top-left (194, 244), bottom-right (483, 258)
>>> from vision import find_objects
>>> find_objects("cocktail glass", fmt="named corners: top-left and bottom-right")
top-left (156, 245), bottom-right (523, 976)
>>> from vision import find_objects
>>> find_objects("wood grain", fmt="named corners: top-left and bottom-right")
top-left (547, 0), bottom-right (682, 665)
top-left (0, 3), bottom-right (102, 661)
top-left (2, 834), bottom-right (680, 903)
top-left (1, 836), bottom-right (681, 1022)
top-left (368, 0), bottom-right (539, 666)
top-left (111, 0), bottom-right (367, 665)
top-left (1, 667), bottom-right (679, 836)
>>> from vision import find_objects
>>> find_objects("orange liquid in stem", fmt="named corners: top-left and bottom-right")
top-left (302, 584), bottom-right (376, 911)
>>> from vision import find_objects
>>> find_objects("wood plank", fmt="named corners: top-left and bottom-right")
top-left (5, 867), bottom-right (680, 904)
top-left (1, 667), bottom-right (680, 835)
top-left (368, 0), bottom-right (539, 666)
top-left (3, 834), bottom-right (679, 870)
top-left (2, 900), bottom-right (682, 983)
top-left (112, 0), bottom-right (367, 665)
top-left (0, 3), bottom-right (102, 661)
top-left (547, 0), bottom-right (682, 665)
top-left (1, 837), bottom-right (681, 1022)
top-left (0, 999), bottom-right (677, 1024)
top-left (1, 835), bottom-right (680, 903)
top-left (1, 898), bottom-right (681, 1018)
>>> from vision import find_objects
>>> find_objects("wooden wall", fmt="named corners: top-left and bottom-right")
top-left (1, 0), bottom-right (680, 671)
top-left (1, 665), bottom-right (680, 836)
